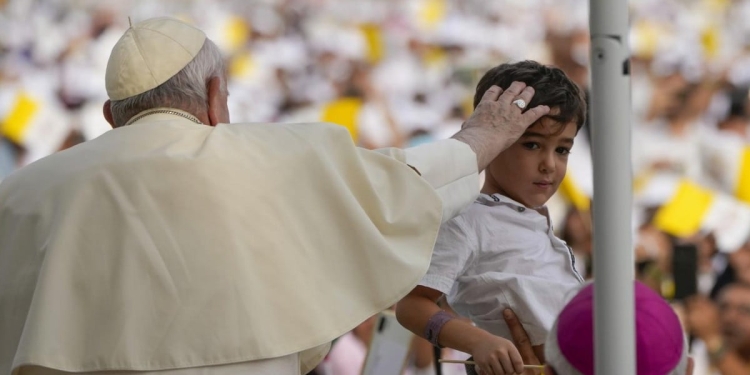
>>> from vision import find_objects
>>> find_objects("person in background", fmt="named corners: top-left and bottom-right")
top-left (687, 282), bottom-right (750, 374)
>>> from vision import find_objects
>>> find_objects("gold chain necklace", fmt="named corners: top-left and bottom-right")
top-left (125, 109), bottom-right (203, 125)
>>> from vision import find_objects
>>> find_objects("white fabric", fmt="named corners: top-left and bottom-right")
top-left (402, 139), bottom-right (479, 223)
top-left (19, 343), bottom-right (333, 375)
top-left (19, 356), bottom-right (299, 375)
top-left (1, 112), bottom-right (480, 375)
top-left (701, 192), bottom-right (750, 252)
top-left (105, 18), bottom-right (206, 100)
top-left (636, 173), bottom-right (750, 253)
top-left (419, 194), bottom-right (583, 345)
top-left (357, 102), bottom-right (396, 148)
top-left (0, 114), bottom-right (478, 372)
top-left (632, 121), bottom-right (703, 182)
top-left (699, 128), bottom-right (747, 193)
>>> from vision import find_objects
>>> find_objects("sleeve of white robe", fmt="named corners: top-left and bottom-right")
top-left (373, 139), bottom-right (480, 223)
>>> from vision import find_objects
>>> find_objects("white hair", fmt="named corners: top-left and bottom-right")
top-left (109, 38), bottom-right (226, 127)
top-left (545, 318), bottom-right (690, 375)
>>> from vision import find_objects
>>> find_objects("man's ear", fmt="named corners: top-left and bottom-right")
top-left (103, 100), bottom-right (115, 128)
top-left (207, 76), bottom-right (229, 126)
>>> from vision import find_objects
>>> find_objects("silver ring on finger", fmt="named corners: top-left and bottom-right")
top-left (512, 99), bottom-right (527, 109)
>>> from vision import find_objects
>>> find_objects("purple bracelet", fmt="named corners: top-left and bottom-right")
top-left (424, 310), bottom-right (453, 347)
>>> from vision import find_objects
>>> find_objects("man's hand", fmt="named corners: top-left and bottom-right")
top-left (452, 82), bottom-right (550, 171)
top-left (504, 309), bottom-right (544, 374)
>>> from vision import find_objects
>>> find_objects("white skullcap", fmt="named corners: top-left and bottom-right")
top-left (105, 17), bottom-right (206, 100)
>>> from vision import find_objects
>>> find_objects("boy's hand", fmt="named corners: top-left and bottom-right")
top-left (470, 333), bottom-right (525, 375)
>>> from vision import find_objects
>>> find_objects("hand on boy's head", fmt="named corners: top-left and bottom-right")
top-left (460, 81), bottom-right (550, 151)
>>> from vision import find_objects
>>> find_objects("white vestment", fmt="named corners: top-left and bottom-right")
top-left (0, 111), bottom-right (479, 375)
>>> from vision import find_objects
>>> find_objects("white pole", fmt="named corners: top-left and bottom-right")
top-left (589, 0), bottom-right (636, 373)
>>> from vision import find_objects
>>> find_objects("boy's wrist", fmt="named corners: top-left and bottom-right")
top-left (464, 328), bottom-right (496, 353)
top-left (424, 310), bottom-right (454, 347)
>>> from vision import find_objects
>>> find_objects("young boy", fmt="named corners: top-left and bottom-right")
top-left (396, 60), bottom-right (587, 375)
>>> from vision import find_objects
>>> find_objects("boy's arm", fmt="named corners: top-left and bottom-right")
top-left (396, 286), bottom-right (486, 353)
top-left (396, 286), bottom-right (525, 375)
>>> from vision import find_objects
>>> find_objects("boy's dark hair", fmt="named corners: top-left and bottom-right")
top-left (473, 60), bottom-right (587, 130)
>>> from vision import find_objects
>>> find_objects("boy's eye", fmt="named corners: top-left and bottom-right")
top-left (522, 142), bottom-right (540, 150)
top-left (556, 147), bottom-right (571, 155)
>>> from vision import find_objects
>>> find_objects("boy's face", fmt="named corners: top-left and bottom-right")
top-left (484, 116), bottom-right (577, 208)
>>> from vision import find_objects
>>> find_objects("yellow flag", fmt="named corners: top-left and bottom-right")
top-left (700, 26), bottom-right (721, 60)
top-left (632, 21), bottom-right (662, 59)
top-left (321, 98), bottom-right (363, 142)
top-left (229, 51), bottom-right (255, 79)
top-left (559, 174), bottom-right (590, 211)
top-left (654, 180), bottom-right (714, 237)
top-left (225, 17), bottom-right (251, 53)
top-left (360, 24), bottom-right (384, 63)
top-left (423, 46), bottom-right (447, 67)
top-left (418, 0), bottom-right (446, 30)
top-left (1, 92), bottom-right (40, 145)
top-left (736, 148), bottom-right (750, 203)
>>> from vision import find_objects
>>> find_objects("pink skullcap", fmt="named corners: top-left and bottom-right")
top-left (555, 281), bottom-right (684, 375)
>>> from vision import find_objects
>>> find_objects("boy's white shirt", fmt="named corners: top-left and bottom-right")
top-left (420, 193), bottom-right (584, 345)
top-left (1, 112), bottom-right (481, 375)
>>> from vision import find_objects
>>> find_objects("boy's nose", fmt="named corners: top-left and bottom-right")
top-left (539, 153), bottom-right (556, 173)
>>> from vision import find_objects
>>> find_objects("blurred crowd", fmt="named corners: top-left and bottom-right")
top-left (2, 0), bottom-right (750, 374)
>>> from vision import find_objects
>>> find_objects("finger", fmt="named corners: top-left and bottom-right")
top-left (512, 86), bottom-right (535, 110)
top-left (479, 365), bottom-right (494, 375)
top-left (532, 344), bottom-right (545, 364)
top-left (498, 81), bottom-right (527, 105)
top-left (489, 357), bottom-right (505, 375)
top-left (509, 347), bottom-right (526, 374)
top-left (503, 309), bottom-right (533, 357)
top-left (481, 85), bottom-right (504, 102)
top-left (520, 105), bottom-right (550, 124)
top-left (498, 351), bottom-right (516, 375)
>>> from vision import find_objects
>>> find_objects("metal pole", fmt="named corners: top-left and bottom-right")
top-left (589, 0), bottom-right (636, 373)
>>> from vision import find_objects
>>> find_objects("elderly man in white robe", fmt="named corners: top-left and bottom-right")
top-left (0, 17), bottom-right (550, 375)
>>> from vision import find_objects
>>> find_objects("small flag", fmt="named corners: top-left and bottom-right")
top-left (321, 98), bottom-right (363, 143)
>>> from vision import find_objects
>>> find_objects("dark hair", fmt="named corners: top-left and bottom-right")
top-left (473, 60), bottom-right (587, 130)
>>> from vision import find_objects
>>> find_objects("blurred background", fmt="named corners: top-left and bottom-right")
top-left (2, 0), bottom-right (750, 374)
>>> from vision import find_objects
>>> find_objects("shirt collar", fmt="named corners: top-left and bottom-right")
top-left (477, 193), bottom-right (550, 216)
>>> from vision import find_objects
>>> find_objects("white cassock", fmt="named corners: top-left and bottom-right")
top-left (0, 110), bottom-right (480, 375)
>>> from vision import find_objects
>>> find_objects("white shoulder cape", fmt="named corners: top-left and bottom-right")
top-left (0, 119), bottom-right (442, 373)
